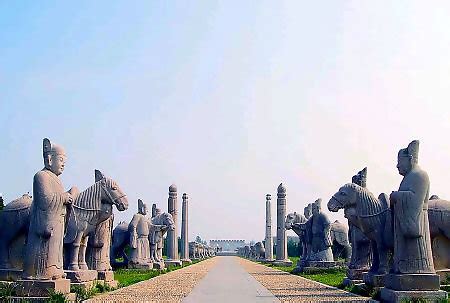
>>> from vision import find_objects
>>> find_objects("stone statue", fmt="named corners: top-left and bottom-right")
top-left (128, 199), bottom-right (153, 269)
top-left (253, 242), bottom-right (265, 259)
top-left (63, 170), bottom-right (128, 272)
top-left (304, 204), bottom-right (312, 219)
top-left (389, 140), bottom-right (434, 274)
top-left (86, 215), bottom-right (114, 272)
top-left (308, 199), bottom-right (333, 261)
top-left (381, 140), bottom-right (446, 302)
top-left (330, 220), bottom-right (351, 262)
top-left (111, 221), bottom-right (130, 266)
top-left (0, 193), bottom-right (32, 280)
top-left (285, 212), bottom-right (308, 259)
top-left (23, 138), bottom-right (79, 280)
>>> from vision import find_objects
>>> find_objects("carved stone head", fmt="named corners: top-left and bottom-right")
top-left (138, 199), bottom-right (147, 215)
top-left (397, 140), bottom-right (419, 176)
top-left (312, 198), bottom-right (322, 215)
top-left (43, 138), bottom-right (66, 176)
top-left (304, 203), bottom-right (312, 219)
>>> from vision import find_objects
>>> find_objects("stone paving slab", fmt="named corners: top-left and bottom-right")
top-left (86, 257), bottom-right (218, 303)
top-left (238, 257), bottom-right (376, 303)
top-left (183, 256), bottom-right (280, 302)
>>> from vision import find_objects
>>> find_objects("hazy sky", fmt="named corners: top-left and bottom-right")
top-left (2, 1), bottom-right (450, 242)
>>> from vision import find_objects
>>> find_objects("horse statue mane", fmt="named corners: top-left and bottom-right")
top-left (341, 183), bottom-right (387, 218)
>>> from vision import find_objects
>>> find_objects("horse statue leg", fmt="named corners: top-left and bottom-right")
top-left (68, 233), bottom-right (83, 271)
top-left (78, 235), bottom-right (89, 270)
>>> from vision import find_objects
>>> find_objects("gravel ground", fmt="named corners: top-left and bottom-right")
top-left (238, 258), bottom-right (376, 303)
top-left (86, 258), bottom-right (218, 303)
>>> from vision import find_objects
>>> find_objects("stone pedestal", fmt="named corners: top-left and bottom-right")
top-left (363, 272), bottom-right (386, 288)
top-left (0, 269), bottom-right (22, 281)
top-left (128, 262), bottom-right (153, 270)
top-left (15, 279), bottom-right (71, 296)
top-left (153, 262), bottom-right (165, 270)
top-left (342, 268), bottom-right (367, 287)
top-left (272, 259), bottom-right (293, 267)
top-left (97, 270), bottom-right (118, 288)
top-left (164, 260), bottom-right (182, 267)
top-left (64, 270), bottom-right (97, 283)
top-left (380, 288), bottom-right (447, 303)
top-left (436, 269), bottom-right (450, 282)
top-left (380, 273), bottom-right (447, 303)
top-left (293, 260), bottom-right (341, 273)
top-left (181, 259), bottom-right (192, 266)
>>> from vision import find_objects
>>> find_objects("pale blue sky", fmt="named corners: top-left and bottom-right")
top-left (2, 1), bottom-right (450, 242)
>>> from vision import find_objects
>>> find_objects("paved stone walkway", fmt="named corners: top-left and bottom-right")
top-left (183, 256), bottom-right (280, 302)
top-left (239, 258), bottom-right (374, 302)
top-left (87, 256), bottom-right (374, 302)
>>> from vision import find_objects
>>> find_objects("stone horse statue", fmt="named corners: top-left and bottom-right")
top-left (285, 212), bottom-right (308, 259)
top-left (149, 212), bottom-right (175, 263)
top-left (0, 193), bottom-right (32, 271)
top-left (330, 220), bottom-right (352, 262)
top-left (328, 183), bottom-right (450, 274)
top-left (63, 170), bottom-right (128, 271)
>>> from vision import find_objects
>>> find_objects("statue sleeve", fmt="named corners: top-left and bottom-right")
top-left (34, 172), bottom-right (67, 210)
top-left (396, 172), bottom-right (428, 238)
top-left (128, 215), bottom-right (139, 248)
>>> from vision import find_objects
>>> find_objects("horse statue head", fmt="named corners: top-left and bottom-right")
top-left (94, 169), bottom-right (128, 212)
top-left (285, 212), bottom-right (307, 230)
top-left (328, 183), bottom-right (359, 213)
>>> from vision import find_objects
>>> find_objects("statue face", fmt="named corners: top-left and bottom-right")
top-left (397, 155), bottom-right (412, 176)
top-left (141, 204), bottom-right (148, 215)
top-left (46, 153), bottom-right (66, 176)
top-left (312, 204), bottom-right (320, 215)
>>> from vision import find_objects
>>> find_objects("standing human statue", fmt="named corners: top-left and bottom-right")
top-left (389, 140), bottom-right (434, 274)
top-left (309, 199), bottom-right (333, 261)
top-left (128, 199), bottom-right (153, 268)
top-left (381, 140), bottom-right (447, 302)
top-left (23, 138), bottom-right (79, 280)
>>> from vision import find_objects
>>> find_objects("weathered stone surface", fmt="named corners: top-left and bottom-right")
top-left (0, 269), bottom-right (22, 281)
top-left (97, 270), bottom-right (114, 281)
top-left (180, 193), bottom-right (191, 263)
top-left (380, 287), bottom-right (447, 303)
top-left (128, 199), bottom-right (153, 269)
top-left (363, 272), bottom-right (386, 287)
top-left (23, 138), bottom-right (77, 280)
top-left (65, 269), bottom-right (97, 283)
top-left (166, 184), bottom-right (180, 264)
top-left (264, 194), bottom-right (274, 262)
top-left (275, 183), bottom-right (290, 264)
top-left (15, 278), bottom-right (71, 296)
top-left (384, 273), bottom-right (440, 291)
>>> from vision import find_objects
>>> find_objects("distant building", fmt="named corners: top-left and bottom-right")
top-left (209, 239), bottom-right (245, 252)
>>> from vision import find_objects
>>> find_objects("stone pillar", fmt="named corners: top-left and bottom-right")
top-left (274, 183), bottom-right (292, 266)
top-left (166, 184), bottom-right (182, 266)
top-left (265, 194), bottom-right (274, 262)
top-left (180, 193), bottom-right (192, 264)
top-left (151, 203), bottom-right (157, 218)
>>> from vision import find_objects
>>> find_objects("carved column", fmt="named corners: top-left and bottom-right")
top-left (274, 183), bottom-right (292, 266)
top-left (166, 184), bottom-right (181, 266)
top-left (181, 193), bottom-right (191, 263)
top-left (265, 194), bottom-right (274, 261)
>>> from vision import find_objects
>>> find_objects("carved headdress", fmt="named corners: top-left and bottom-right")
top-left (398, 140), bottom-right (419, 162)
top-left (43, 138), bottom-right (66, 158)
top-left (352, 167), bottom-right (367, 188)
top-left (313, 198), bottom-right (322, 209)
top-left (138, 199), bottom-right (146, 214)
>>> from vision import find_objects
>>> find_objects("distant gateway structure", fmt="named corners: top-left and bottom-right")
top-left (209, 239), bottom-right (245, 252)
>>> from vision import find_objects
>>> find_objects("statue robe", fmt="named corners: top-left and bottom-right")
top-left (393, 166), bottom-right (434, 274)
top-left (128, 213), bottom-right (152, 265)
top-left (311, 212), bottom-right (332, 253)
top-left (23, 169), bottom-right (68, 279)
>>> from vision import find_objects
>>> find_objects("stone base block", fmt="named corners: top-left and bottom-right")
top-left (7, 293), bottom-right (76, 303)
top-left (385, 273), bottom-right (441, 291)
top-left (65, 270), bottom-right (97, 283)
top-left (347, 268), bottom-right (368, 280)
top-left (164, 259), bottom-right (182, 267)
top-left (0, 268), bottom-right (22, 281)
top-left (128, 262), bottom-right (153, 270)
top-left (262, 259), bottom-right (274, 264)
top-left (181, 259), bottom-right (192, 266)
top-left (343, 278), bottom-right (363, 287)
top-left (97, 270), bottom-right (115, 282)
top-left (15, 279), bottom-right (71, 296)
top-left (153, 262), bottom-right (165, 270)
top-left (380, 287), bottom-right (447, 303)
top-left (272, 259), bottom-right (293, 267)
top-left (363, 272), bottom-right (386, 287)
top-left (70, 280), bottom-right (95, 290)
top-left (436, 269), bottom-right (450, 282)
